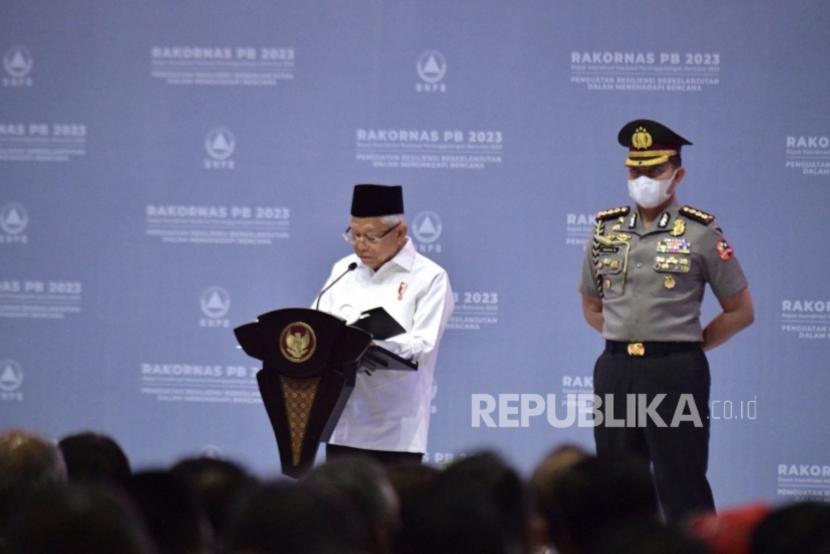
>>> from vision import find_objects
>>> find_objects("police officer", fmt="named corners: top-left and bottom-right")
top-left (579, 119), bottom-right (755, 521)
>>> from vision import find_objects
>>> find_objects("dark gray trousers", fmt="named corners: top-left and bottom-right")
top-left (593, 345), bottom-right (715, 522)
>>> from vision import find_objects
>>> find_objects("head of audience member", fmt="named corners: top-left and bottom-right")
top-left (750, 501), bottom-right (830, 554)
top-left (224, 480), bottom-right (370, 554)
top-left (385, 463), bottom-right (441, 554)
top-left (418, 451), bottom-right (531, 554)
top-left (4, 483), bottom-right (156, 554)
top-left (58, 431), bottom-right (131, 486)
top-left (591, 517), bottom-right (709, 554)
top-left (687, 502), bottom-right (770, 554)
top-left (529, 444), bottom-right (590, 549)
top-left (534, 455), bottom-right (659, 554)
top-left (171, 456), bottom-right (258, 542)
top-left (0, 429), bottom-right (66, 533)
top-left (531, 444), bottom-right (590, 490)
top-left (305, 456), bottom-right (400, 554)
top-left (125, 469), bottom-right (213, 554)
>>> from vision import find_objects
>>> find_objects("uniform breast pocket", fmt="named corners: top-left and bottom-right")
top-left (653, 254), bottom-right (694, 296)
top-left (596, 255), bottom-right (625, 296)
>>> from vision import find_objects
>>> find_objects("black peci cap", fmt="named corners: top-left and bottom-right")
top-left (618, 119), bottom-right (692, 167)
top-left (350, 184), bottom-right (404, 217)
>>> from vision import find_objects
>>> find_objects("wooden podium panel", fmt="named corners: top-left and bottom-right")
top-left (235, 308), bottom-right (372, 477)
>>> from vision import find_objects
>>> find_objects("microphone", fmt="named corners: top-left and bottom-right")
top-left (315, 262), bottom-right (358, 310)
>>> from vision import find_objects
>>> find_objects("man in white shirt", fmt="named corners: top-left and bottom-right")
top-left (316, 184), bottom-right (454, 464)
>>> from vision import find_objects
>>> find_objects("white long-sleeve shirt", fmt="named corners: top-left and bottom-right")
top-left (316, 238), bottom-right (454, 452)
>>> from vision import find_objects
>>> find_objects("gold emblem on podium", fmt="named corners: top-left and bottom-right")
top-left (279, 322), bottom-right (317, 363)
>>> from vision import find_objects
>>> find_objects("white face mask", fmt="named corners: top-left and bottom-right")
top-left (627, 169), bottom-right (677, 209)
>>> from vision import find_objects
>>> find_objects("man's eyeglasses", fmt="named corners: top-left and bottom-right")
top-left (342, 222), bottom-right (400, 245)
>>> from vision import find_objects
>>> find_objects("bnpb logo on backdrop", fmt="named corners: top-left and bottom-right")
top-left (1, 203), bottom-right (28, 234)
top-left (0, 359), bottom-right (24, 401)
top-left (204, 127), bottom-right (236, 170)
top-left (3, 45), bottom-right (33, 87)
top-left (411, 210), bottom-right (443, 254)
top-left (0, 203), bottom-right (29, 244)
top-left (199, 286), bottom-right (231, 328)
top-left (416, 50), bottom-right (447, 93)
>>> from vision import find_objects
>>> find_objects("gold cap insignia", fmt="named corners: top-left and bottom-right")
top-left (631, 126), bottom-right (653, 150)
top-left (279, 322), bottom-right (317, 363)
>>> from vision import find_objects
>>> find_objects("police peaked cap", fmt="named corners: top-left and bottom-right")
top-left (618, 119), bottom-right (692, 167)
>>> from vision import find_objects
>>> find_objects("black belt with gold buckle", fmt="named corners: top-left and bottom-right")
top-left (605, 340), bottom-right (703, 357)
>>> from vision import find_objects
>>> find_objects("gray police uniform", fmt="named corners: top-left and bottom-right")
top-left (579, 201), bottom-right (747, 521)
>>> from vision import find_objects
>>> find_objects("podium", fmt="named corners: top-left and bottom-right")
top-left (234, 308), bottom-right (415, 477)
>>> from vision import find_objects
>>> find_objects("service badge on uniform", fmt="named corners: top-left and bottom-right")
top-left (664, 275), bottom-right (677, 289)
top-left (716, 239), bottom-right (734, 261)
top-left (670, 218), bottom-right (686, 237)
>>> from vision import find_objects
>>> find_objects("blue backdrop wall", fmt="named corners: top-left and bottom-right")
top-left (2, 0), bottom-right (829, 508)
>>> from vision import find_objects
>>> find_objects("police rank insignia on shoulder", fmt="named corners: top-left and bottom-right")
top-left (679, 205), bottom-right (715, 225)
top-left (595, 206), bottom-right (630, 221)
